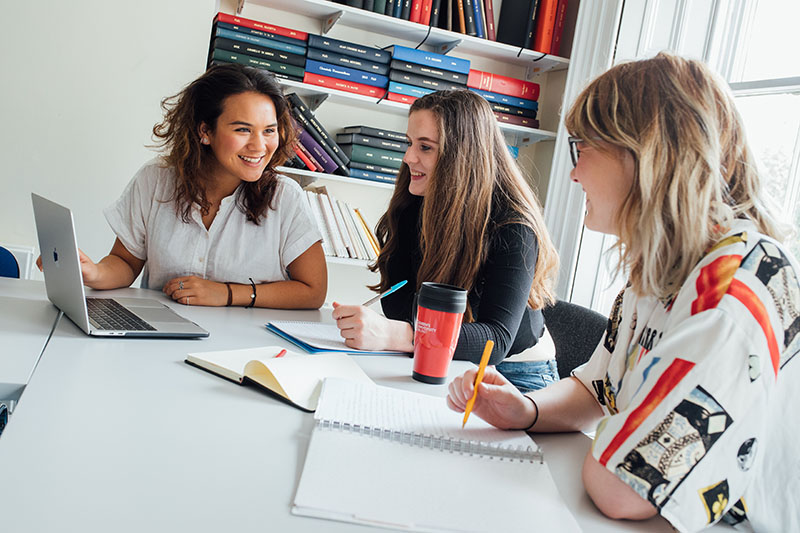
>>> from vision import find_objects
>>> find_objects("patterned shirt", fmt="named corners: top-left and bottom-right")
top-left (574, 220), bottom-right (800, 532)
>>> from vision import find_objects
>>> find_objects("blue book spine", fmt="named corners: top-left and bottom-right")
top-left (388, 81), bottom-right (435, 99)
top-left (307, 47), bottom-right (390, 75)
top-left (389, 45), bottom-right (470, 75)
top-left (215, 27), bottom-right (307, 56)
top-left (392, 0), bottom-right (403, 18)
top-left (307, 34), bottom-right (391, 64)
top-left (216, 21), bottom-right (307, 47)
top-left (304, 59), bottom-right (389, 88)
top-left (348, 168), bottom-right (397, 183)
top-left (472, 0), bottom-right (485, 39)
top-left (469, 88), bottom-right (539, 111)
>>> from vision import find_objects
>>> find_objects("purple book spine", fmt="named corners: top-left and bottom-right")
top-left (297, 127), bottom-right (338, 174)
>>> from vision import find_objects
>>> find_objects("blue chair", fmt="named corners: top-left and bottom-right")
top-left (0, 246), bottom-right (20, 278)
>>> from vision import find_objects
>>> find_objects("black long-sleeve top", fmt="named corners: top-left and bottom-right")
top-left (380, 198), bottom-right (545, 365)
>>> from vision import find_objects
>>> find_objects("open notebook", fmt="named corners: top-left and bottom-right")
top-left (265, 320), bottom-right (410, 355)
top-left (185, 346), bottom-right (371, 411)
top-left (293, 378), bottom-right (580, 532)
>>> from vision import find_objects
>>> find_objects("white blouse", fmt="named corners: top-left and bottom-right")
top-left (104, 159), bottom-right (322, 290)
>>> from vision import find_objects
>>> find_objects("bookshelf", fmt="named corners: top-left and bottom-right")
top-left (223, 0), bottom-right (578, 272)
top-left (279, 78), bottom-right (557, 147)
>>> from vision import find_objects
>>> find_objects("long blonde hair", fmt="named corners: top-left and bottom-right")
top-left (371, 89), bottom-right (558, 320)
top-left (565, 52), bottom-right (781, 298)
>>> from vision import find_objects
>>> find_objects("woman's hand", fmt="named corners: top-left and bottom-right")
top-left (163, 276), bottom-right (227, 306)
top-left (332, 302), bottom-right (411, 351)
top-left (446, 366), bottom-right (537, 430)
top-left (36, 248), bottom-right (102, 284)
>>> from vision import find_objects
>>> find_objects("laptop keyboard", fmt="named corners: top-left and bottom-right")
top-left (86, 298), bottom-right (156, 331)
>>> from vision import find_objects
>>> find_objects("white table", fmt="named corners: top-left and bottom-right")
top-left (0, 280), bottom-right (676, 532)
top-left (0, 279), bottom-right (60, 403)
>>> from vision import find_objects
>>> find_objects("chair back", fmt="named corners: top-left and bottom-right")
top-left (0, 246), bottom-right (20, 278)
top-left (543, 300), bottom-right (607, 379)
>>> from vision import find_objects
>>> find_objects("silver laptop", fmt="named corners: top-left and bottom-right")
top-left (31, 193), bottom-right (209, 338)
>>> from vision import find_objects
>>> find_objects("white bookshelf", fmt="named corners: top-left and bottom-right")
top-left (237, 0), bottom-right (570, 75)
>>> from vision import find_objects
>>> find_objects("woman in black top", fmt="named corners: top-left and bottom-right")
top-left (333, 89), bottom-right (560, 391)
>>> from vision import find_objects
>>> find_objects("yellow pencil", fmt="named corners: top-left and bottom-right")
top-left (462, 340), bottom-right (494, 428)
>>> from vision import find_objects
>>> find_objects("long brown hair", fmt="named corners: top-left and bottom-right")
top-left (565, 52), bottom-right (781, 298)
top-left (152, 63), bottom-right (296, 224)
top-left (371, 89), bottom-right (558, 320)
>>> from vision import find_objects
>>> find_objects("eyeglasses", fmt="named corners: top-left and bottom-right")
top-left (568, 136), bottom-right (583, 168)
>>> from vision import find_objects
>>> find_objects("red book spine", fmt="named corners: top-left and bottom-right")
top-left (214, 12), bottom-right (308, 41)
top-left (467, 69), bottom-right (540, 100)
top-left (387, 92), bottom-right (418, 104)
top-left (410, 0), bottom-right (424, 23)
top-left (420, 0), bottom-right (434, 25)
top-left (297, 141), bottom-right (323, 171)
top-left (302, 72), bottom-right (388, 98)
top-left (549, 0), bottom-right (568, 55)
top-left (493, 112), bottom-right (540, 129)
top-left (293, 146), bottom-right (317, 172)
top-left (532, 0), bottom-right (559, 53)
top-left (483, 0), bottom-right (496, 41)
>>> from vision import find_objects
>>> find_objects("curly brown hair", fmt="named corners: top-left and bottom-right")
top-left (152, 63), bottom-right (296, 224)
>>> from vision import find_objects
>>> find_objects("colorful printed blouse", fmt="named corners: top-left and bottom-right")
top-left (573, 220), bottom-right (799, 532)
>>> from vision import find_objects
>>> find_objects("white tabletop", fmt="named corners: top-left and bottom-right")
top-left (0, 278), bottom-right (60, 401)
top-left (0, 280), bottom-right (676, 532)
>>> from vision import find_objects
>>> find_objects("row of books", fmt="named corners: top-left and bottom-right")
top-left (333, 0), bottom-right (568, 55)
top-left (207, 12), bottom-right (544, 126)
top-left (305, 187), bottom-right (379, 261)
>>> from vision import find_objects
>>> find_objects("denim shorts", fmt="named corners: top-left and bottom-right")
top-left (495, 359), bottom-right (559, 393)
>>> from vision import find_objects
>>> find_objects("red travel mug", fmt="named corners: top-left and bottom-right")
top-left (412, 282), bottom-right (468, 384)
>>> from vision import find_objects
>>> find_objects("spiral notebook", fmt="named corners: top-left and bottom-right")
top-left (292, 378), bottom-right (580, 532)
top-left (265, 320), bottom-right (410, 355)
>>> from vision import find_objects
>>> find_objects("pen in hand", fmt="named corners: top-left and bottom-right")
top-left (462, 340), bottom-right (494, 428)
top-left (361, 280), bottom-right (408, 307)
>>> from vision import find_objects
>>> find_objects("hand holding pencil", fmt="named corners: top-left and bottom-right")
top-left (446, 349), bottom-right (539, 431)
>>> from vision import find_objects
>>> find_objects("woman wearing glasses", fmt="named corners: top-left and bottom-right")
top-left (332, 89), bottom-right (560, 392)
top-left (447, 53), bottom-right (799, 531)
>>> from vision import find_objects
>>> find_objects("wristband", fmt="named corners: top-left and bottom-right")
top-left (246, 277), bottom-right (256, 309)
top-left (521, 395), bottom-right (539, 432)
top-left (225, 283), bottom-right (233, 307)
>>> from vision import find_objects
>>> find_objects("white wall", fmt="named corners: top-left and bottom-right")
top-left (0, 0), bottom-right (216, 277)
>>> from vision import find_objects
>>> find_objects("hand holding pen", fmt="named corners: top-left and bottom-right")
top-left (332, 280), bottom-right (411, 352)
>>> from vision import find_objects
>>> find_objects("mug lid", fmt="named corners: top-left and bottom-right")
top-left (418, 282), bottom-right (467, 313)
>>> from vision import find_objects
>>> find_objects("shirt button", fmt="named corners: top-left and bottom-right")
top-left (198, 257), bottom-right (204, 263)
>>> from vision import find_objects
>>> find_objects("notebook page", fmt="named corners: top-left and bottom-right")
top-left (293, 428), bottom-right (580, 533)
top-left (315, 378), bottom-right (535, 448)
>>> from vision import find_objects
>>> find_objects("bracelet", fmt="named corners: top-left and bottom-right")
top-left (246, 277), bottom-right (256, 309)
top-left (225, 283), bottom-right (233, 307)
top-left (521, 395), bottom-right (539, 432)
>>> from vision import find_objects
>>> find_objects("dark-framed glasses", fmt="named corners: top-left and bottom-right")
top-left (568, 136), bottom-right (583, 168)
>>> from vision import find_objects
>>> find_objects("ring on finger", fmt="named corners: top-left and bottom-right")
top-left (179, 280), bottom-right (184, 290)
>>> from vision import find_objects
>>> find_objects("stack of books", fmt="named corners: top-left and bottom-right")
top-left (302, 35), bottom-right (391, 98)
top-left (467, 69), bottom-right (540, 128)
top-left (207, 12), bottom-right (308, 81)
top-left (305, 186), bottom-right (380, 261)
top-left (336, 125), bottom-right (409, 184)
top-left (496, 0), bottom-right (568, 54)
top-left (285, 93), bottom-right (350, 176)
top-left (386, 45), bottom-right (470, 104)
